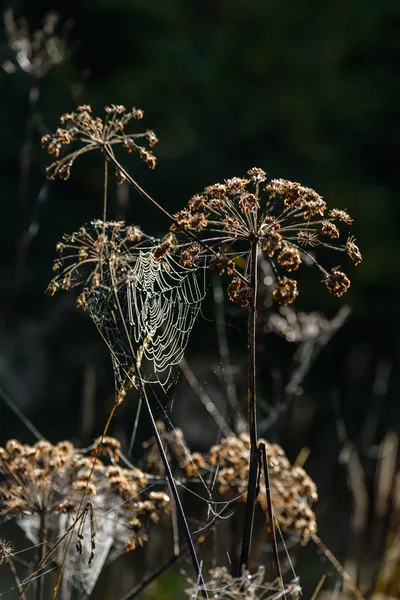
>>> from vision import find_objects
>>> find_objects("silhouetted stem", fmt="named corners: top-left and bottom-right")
top-left (36, 512), bottom-right (47, 600)
top-left (110, 271), bottom-right (208, 599)
top-left (260, 442), bottom-right (285, 599)
top-left (239, 239), bottom-right (258, 572)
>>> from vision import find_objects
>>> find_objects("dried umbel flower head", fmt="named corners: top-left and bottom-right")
top-left (46, 220), bottom-right (154, 302)
top-left (42, 104), bottom-right (158, 182)
top-left (0, 437), bottom-right (170, 592)
top-left (2, 9), bottom-right (70, 78)
top-left (0, 437), bottom-right (154, 518)
top-left (186, 565), bottom-right (301, 599)
top-left (185, 433), bottom-right (318, 544)
top-left (172, 170), bottom-right (361, 305)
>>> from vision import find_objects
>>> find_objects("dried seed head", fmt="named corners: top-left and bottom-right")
top-left (171, 170), bottom-right (360, 305)
top-left (247, 167), bottom-right (266, 182)
top-left (43, 105), bottom-right (157, 180)
top-left (238, 193), bottom-right (259, 214)
top-left (273, 278), bottom-right (299, 305)
top-left (180, 243), bottom-right (202, 268)
top-left (329, 208), bottom-right (353, 224)
top-left (324, 267), bottom-right (350, 296)
top-left (153, 233), bottom-right (177, 260)
top-left (227, 277), bottom-right (250, 306)
top-left (321, 220), bottom-right (340, 239)
top-left (297, 231), bottom-right (319, 247)
top-left (259, 232), bottom-right (282, 257)
top-left (277, 246), bottom-right (301, 272)
top-left (346, 236), bottom-right (362, 265)
top-left (2, 10), bottom-right (69, 79)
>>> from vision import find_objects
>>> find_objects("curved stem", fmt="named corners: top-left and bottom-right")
top-left (102, 144), bottom-right (248, 285)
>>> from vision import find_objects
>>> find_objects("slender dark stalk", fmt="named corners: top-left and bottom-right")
top-left (260, 442), bottom-right (285, 599)
top-left (36, 512), bottom-right (47, 600)
top-left (5, 553), bottom-right (25, 598)
top-left (109, 268), bottom-right (208, 599)
top-left (239, 239), bottom-right (258, 572)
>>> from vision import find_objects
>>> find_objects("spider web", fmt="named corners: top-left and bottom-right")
top-left (87, 250), bottom-right (206, 397)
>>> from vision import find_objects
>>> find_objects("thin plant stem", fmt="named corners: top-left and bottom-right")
top-left (109, 266), bottom-right (209, 599)
top-left (260, 441), bottom-right (285, 599)
top-left (239, 239), bottom-right (258, 572)
top-left (5, 553), bottom-right (25, 598)
top-left (36, 512), bottom-right (47, 600)
top-left (50, 402), bottom-right (121, 599)
top-left (17, 504), bottom-right (93, 599)
top-left (312, 534), bottom-right (366, 600)
top-left (310, 574), bottom-right (327, 600)
top-left (102, 144), bottom-right (248, 285)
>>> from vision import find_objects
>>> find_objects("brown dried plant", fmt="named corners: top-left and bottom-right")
top-left (172, 169), bottom-right (361, 306)
top-left (181, 434), bottom-right (318, 546)
top-left (45, 219), bottom-right (154, 307)
top-left (0, 437), bottom-right (169, 548)
top-left (39, 103), bottom-right (364, 599)
top-left (0, 437), bottom-right (170, 594)
top-left (41, 104), bottom-right (158, 182)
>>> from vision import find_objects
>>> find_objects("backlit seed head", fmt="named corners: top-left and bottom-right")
top-left (346, 236), bottom-right (362, 265)
top-left (321, 221), bottom-right (340, 239)
top-left (324, 267), bottom-right (350, 296)
top-left (329, 208), bottom-right (353, 224)
top-left (247, 167), bottom-right (266, 182)
top-left (273, 278), bottom-right (298, 305)
top-left (180, 243), bottom-right (202, 268)
top-left (228, 277), bottom-right (250, 307)
top-left (259, 232), bottom-right (282, 257)
top-left (277, 246), bottom-right (301, 272)
top-left (170, 170), bottom-right (360, 306)
top-left (43, 105), bottom-right (157, 181)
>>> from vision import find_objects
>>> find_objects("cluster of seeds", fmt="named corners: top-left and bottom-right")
top-left (182, 433), bottom-right (318, 544)
top-left (45, 220), bottom-right (153, 308)
top-left (0, 438), bottom-right (169, 553)
top-left (41, 104), bottom-right (158, 181)
top-left (171, 168), bottom-right (361, 305)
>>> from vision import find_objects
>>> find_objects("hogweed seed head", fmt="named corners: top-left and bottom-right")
top-left (324, 267), bottom-right (351, 297)
top-left (0, 437), bottom-right (170, 559)
top-left (182, 433), bottom-right (318, 545)
top-left (171, 169), bottom-right (361, 305)
top-left (46, 220), bottom-right (154, 301)
top-left (42, 104), bottom-right (157, 182)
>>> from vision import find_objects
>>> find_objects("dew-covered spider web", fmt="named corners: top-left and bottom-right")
top-left (87, 250), bottom-right (206, 398)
